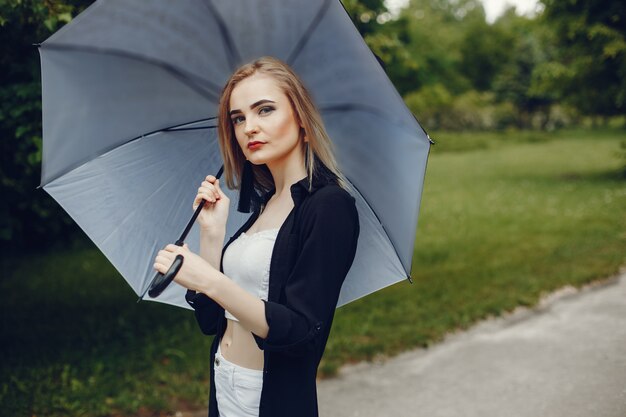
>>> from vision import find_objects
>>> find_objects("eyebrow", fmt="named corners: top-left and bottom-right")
top-left (229, 99), bottom-right (276, 117)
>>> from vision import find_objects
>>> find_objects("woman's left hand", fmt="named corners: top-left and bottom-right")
top-left (153, 243), bottom-right (217, 293)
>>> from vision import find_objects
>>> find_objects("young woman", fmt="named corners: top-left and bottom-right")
top-left (153, 56), bottom-right (360, 417)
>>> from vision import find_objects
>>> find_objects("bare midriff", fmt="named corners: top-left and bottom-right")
top-left (217, 193), bottom-right (295, 371)
top-left (220, 318), bottom-right (265, 370)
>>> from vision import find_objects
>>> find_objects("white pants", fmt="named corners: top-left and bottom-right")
top-left (214, 342), bottom-right (264, 417)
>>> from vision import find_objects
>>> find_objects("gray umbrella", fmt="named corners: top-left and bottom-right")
top-left (37, 0), bottom-right (432, 309)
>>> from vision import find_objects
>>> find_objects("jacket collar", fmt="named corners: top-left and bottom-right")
top-left (259, 162), bottom-right (337, 207)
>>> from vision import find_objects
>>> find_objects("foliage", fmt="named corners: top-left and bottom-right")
top-left (459, 17), bottom-right (516, 91)
top-left (363, 20), bottom-right (420, 96)
top-left (386, 1), bottom-right (571, 130)
top-left (406, 87), bottom-right (519, 131)
top-left (404, 84), bottom-right (453, 129)
top-left (491, 13), bottom-right (557, 129)
top-left (390, 0), bottom-right (483, 95)
top-left (537, 0), bottom-right (626, 116)
top-left (0, 0), bottom-right (94, 250)
top-left (341, 0), bottom-right (389, 35)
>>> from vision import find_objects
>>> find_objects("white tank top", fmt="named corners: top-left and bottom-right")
top-left (221, 227), bottom-right (279, 321)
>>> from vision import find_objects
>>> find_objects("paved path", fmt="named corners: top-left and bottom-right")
top-left (317, 271), bottom-right (626, 417)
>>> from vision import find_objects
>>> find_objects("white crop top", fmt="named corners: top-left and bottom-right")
top-left (221, 227), bottom-right (279, 321)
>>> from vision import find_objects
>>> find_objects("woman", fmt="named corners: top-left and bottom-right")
top-left (153, 56), bottom-right (359, 417)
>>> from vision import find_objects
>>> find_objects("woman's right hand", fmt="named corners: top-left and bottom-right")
top-left (193, 175), bottom-right (230, 234)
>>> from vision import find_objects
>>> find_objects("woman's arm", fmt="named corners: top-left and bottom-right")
top-left (191, 227), bottom-right (270, 337)
top-left (203, 274), bottom-right (270, 338)
top-left (185, 228), bottom-right (227, 335)
top-left (199, 227), bottom-right (226, 269)
top-left (155, 228), bottom-right (268, 336)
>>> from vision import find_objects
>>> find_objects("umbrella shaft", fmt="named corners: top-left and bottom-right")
top-left (177, 164), bottom-right (223, 244)
top-left (137, 166), bottom-right (224, 302)
top-left (177, 200), bottom-right (205, 245)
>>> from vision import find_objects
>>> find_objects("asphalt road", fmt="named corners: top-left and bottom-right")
top-left (318, 270), bottom-right (626, 417)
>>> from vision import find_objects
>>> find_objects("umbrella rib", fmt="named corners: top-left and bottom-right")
top-left (40, 42), bottom-right (221, 102)
top-left (319, 102), bottom-right (391, 119)
top-left (164, 126), bottom-right (217, 132)
top-left (39, 118), bottom-right (218, 189)
top-left (286, 0), bottom-right (333, 66)
top-left (200, 0), bottom-right (241, 70)
top-left (320, 102), bottom-right (431, 143)
top-left (347, 179), bottom-right (413, 283)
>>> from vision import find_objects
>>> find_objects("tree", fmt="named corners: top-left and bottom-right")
top-left (0, 0), bottom-right (94, 251)
top-left (387, 0), bottom-right (488, 95)
top-left (485, 10), bottom-right (560, 129)
top-left (538, 0), bottom-right (626, 117)
top-left (459, 18), bottom-right (516, 91)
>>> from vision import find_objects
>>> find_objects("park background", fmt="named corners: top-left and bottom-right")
top-left (1, 0), bottom-right (624, 416)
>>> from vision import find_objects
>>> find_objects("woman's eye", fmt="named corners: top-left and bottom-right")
top-left (259, 106), bottom-right (275, 115)
top-left (231, 115), bottom-right (244, 125)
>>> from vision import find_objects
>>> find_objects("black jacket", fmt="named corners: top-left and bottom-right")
top-left (186, 170), bottom-right (360, 417)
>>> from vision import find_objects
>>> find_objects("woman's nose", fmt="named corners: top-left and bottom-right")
top-left (244, 120), bottom-right (260, 136)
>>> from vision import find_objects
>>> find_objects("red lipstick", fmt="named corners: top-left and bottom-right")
top-left (248, 141), bottom-right (265, 150)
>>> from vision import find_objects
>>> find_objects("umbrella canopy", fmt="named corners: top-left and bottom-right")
top-left (38, 0), bottom-right (431, 309)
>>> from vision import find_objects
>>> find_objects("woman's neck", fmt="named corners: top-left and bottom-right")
top-left (266, 149), bottom-right (307, 200)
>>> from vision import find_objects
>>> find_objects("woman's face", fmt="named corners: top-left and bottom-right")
top-left (229, 72), bottom-right (304, 168)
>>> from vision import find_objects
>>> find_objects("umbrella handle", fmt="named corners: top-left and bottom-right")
top-left (137, 202), bottom-right (204, 302)
top-left (146, 254), bottom-right (185, 298)
top-left (138, 165), bottom-right (224, 303)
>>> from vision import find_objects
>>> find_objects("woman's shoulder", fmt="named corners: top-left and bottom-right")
top-left (305, 183), bottom-right (358, 225)
top-left (301, 183), bottom-right (359, 238)
top-left (310, 183), bottom-right (356, 205)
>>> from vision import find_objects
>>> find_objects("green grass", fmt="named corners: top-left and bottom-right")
top-left (0, 248), bottom-right (212, 416)
top-left (324, 128), bottom-right (626, 372)
top-left (2, 128), bottom-right (625, 416)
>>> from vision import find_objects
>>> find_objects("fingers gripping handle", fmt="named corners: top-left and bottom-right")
top-left (147, 253), bottom-right (185, 298)
top-left (137, 165), bottom-right (223, 302)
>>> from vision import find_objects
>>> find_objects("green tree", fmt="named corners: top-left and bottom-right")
top-left (538, 0), bottom-right (626, 117)
top-left (491, 10), bottom-right (557, 129)
top-left (459, 18), bottom-right (516, 91)
top-left (0, 0), bottom-right (93, 251)
top-left (388, 0), bottom-right (487, 95)
top-left (363, 14), bottom-right (421, 95)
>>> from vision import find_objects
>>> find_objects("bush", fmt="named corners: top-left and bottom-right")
top-left (404, 84), bottom-right (453, 131)
top-left (0, 0), bottom-right (93, 252)
top-left (405, 86), bottom-right (582, 131)
top-left (405, 88), bottom-right (517, 130)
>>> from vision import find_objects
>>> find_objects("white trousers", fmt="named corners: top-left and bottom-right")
top-left (214, 342), bottom-right (264, 417)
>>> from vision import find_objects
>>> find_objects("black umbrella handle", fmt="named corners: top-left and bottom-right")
top-left (147, 254), bottom-right (184, 298)
top-left (138, 199), bottom-right (207, 301)
top-left (137, 166), bottom-right (224, 302)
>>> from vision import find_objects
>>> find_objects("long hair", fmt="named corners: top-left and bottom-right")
top-left (217, 56), bottom-right (350, 212)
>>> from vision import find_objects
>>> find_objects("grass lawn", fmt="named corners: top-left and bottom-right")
top-left (1, 129), bottom-right (624, 416)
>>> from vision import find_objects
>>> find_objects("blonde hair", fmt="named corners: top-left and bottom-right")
top-left (217, 56), bottom-right (350, 199)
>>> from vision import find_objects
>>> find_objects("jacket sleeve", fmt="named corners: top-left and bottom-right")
top-left (252, 188), bottom-right (359, 356)
top-left (185, 289), bottom-right (222, 336)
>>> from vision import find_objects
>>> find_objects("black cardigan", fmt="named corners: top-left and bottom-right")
top-left (186, 172), bottom-right (360, 417)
